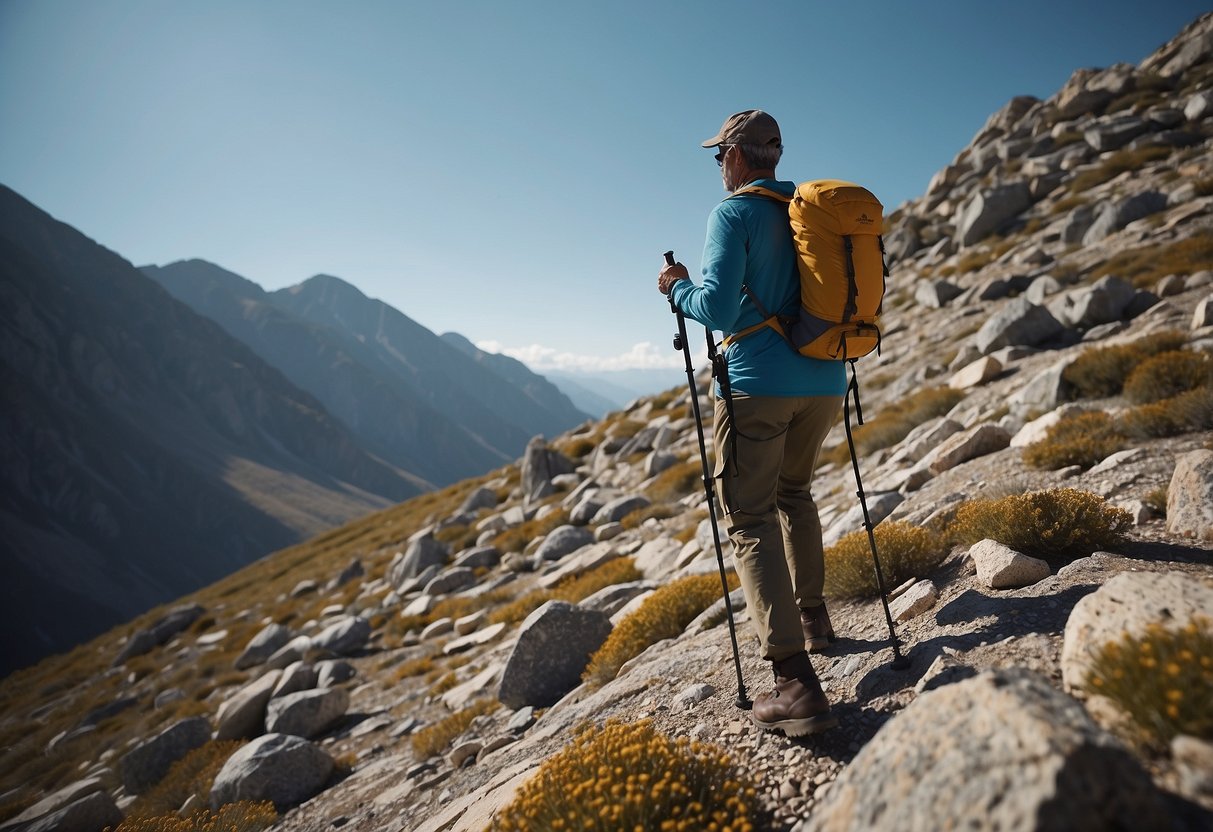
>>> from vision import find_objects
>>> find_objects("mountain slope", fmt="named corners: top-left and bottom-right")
top-left (143, 259), bottom-right (505, 486)
top-left (0, 187), bottom-right (424, 673)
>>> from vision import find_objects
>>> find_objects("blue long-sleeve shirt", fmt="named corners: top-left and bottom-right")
top-left (671, 178), bottom-right (846, 398)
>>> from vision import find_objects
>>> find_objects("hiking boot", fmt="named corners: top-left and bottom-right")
top-left (800, 602), bottom-right (836, 652)
top-left (750, 651), bottom-right (837, 737)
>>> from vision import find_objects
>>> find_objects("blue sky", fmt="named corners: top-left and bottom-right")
top-left (1, 1), bottom-right (1207, 378)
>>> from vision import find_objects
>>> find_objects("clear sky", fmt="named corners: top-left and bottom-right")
top-left (1, 1), bottom-right (1207, 376)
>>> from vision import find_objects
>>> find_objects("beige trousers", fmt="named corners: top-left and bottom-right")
top-left (713, 393), bottom-right (843, 662)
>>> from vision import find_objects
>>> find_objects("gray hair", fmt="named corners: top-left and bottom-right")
top-left (737, 141), bottom-right (782, 171)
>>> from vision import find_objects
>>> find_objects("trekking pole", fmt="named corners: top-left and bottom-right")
top-left (842, 360), bottom-right (911, 671)
top-left (665, 250), bottom-right (751, 710)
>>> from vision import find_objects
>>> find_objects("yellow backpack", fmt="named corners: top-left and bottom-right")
top-left (724, 179), bottom-right (888, 361)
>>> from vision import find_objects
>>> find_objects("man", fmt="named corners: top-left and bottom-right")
top-left (657, 109), bottom-right (846, 737)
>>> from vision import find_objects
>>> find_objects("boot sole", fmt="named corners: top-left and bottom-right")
top-left (750, 711), bottom-right (838, 737)
top-left (805, 633), bottom-right (837, 653)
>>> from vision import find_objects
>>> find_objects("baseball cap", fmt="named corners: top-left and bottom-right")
top-left (701, 109), bottom-right (782, 148)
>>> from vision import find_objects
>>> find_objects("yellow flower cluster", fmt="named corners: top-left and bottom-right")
top-left (824, 521), bottom-right (942, 599)
top-left (1084, 617), bottom-right (1213, 748)
top-left (582, 573), bottom-right (738, 689)
top-left (107, 801), bottom-right (276, 832)
top-left (949, 488), bottom-right (1131, 561)
top-left (491, 719), bottom-right (757, 832)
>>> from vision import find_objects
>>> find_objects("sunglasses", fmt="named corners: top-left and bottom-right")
top-left (715, 145), bottom-right (732, 166)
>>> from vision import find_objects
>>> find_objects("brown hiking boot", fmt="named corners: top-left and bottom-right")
top-left (750, 651), bottom-right (837, 737)
top-left (800, 602), bottom-right (836, 652)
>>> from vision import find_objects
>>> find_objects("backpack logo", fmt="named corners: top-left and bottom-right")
top-left (857, 212), bottom-right (875, 225)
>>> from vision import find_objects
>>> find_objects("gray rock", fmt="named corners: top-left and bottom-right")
top-left (824, 492), bottom-right (903, 548)
top-left (271, 662), bottom-right (317, 699)
top-left (1061, 571), bottom-right (1213, 693)
top-left (1051, 275), bottom-right (1137, 328)
top-left (1194, 296), bottom-right (1213, 331)
top-left (390, 534), bottom-right (450, 587)
top-left (969, 539), bottom-right (1051, 589)
top-left (1025, 275), bottom-right (1062, 304)
top-left (443, 622), bottom-right (508, 655)
top-left (216, 669), bottom-right (282, 741)
top-left (889, 580), bottom-right (939, 622)
top-left (915, 279), bottom-right (963, 309)
top-left (1082, 114), bottom-right (1149, 152)
top-left (533, 525), bottom-right (594, 562)
top-left (577, 581), bottom-right (658, 617)
top-left (807, 669), bottom-right (1167, 832)
top-left (115, 604), bottom-right (206, 664)
top-left (1082, 191), bottom-right (1169, 245)
top-left (210, 733), bottom-right (333, 810)
top-left (948, 356), bottom-right (1002, 390)
top-left (644, 450), bottom-right (678, 477)
top-left (1172, 735), bottom-right (1213, 802)
top-left (1185, 90), bottom-right (1213, 122)
top-left (631, 536), bottom-right (684, 579)
top-left (459, 485), bottom-right (499, 514)
top-left (1009, 358), bottom-right (1072, 415)
top-left (591, 495), bottom-right (652, 524)
top-left (537, 542), bottom-right (619, 589)
top-left (521, 437), bottom-right (575, 502)
top-left (883, 224), bottom-right (920, 263)
top-left (1051, 68), bottom-right (1116, 120)
top-left (316, 660), bottom-right (356, 688)
top-left (311, 615), bottom-right (370, 656)
top-left (570, 494), bottom-right (605, 525)
top-left (975, 297), bottom-right (1064, 354)
top-left (15, 791), bottom-right (122, 832)
top-left (1058, 203), bottom-right (1097, 245)
top-left (926, 424), bottom-right (1012, 475)
top-left (452, 545), bottom-right (501, 570)
top-left (424, 567), bottom-right (476, 596)
top-left (4, 777), bottom-right (108, 830)
top-left (153, 689), bottom-right (185, 709)
top-left (331, 559), bottom-right (363, 588)
top-left (119, 716), bottom-right (211, 794)
top-left (498, 601), bottom-right (613, 708)
top-left (265, 635), bottom-right (312, 670)
top-left (265, 687), bottom-right (349, 739)
top-left (1167, 450), bottom-right (1213, 540)
top-left (956, 182), bottom-right (1031, 247)
top-left (290, 579), bottom-right (319, 597)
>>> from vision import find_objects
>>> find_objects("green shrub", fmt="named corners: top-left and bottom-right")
top-left (1122, 350), bottom-right (1212, 405)
top-left (824, 522), bottom-right (943, 599)
top-left (583, 573), bottom-right (737, 688)
top-left (111, 803), bottom-right (277, 832)
top-left (491, 719), bottom-right (758, 832)
top-left (1122, 386), bottom-right (1213, 439)
top-left (1022, 411), bottom-right (1126, 470)
top-left (948, 488), bottom-right (1131, 562)
top-left (1083, 618), bottom-right (1213, 749)
top-left (1062, 330), bottom-right (1188, 399)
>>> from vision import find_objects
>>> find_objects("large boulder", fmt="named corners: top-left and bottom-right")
top-left (423, 567), bottom-right (476, 596)
top-left (533, 525), bottom-right (594, 562)
top-left (389, 533), bottom-right (450, 587)
top-left (1081, 191), bottom-right (1169, 245)
top-left (1050, 275), bottom-right (1137, 328)
top-left (459, 485), bottom-right (499, 514)
top-left (956, 182), bottom-right (1031, 247)
top-left (10, 791), bottom-right (123, 832)
top-left (975, 297), bottom-right (1065, 354)
top-left (925, 424), bottom-right (1012, 475)
top-left (915, 279), bottom-right (963, 309)
top-left (969, 539), bottom-right (1051, 589)
top-left (521, 437), bottom-right (575, 502)
top-left (265, 688), bottom-right (349, 739)
top-left (1166, 450), bottom-right (1213, 539)
top-left (115, 604), bottom-right (206, 664)
top-left (119, 716), bottom-right (211, 794)
top-left (591, 495), bottom-right (651, 525)
top-left (210, 733), bottom-right (333, 810)
top-left (1082, 114), bottom-right (1150, 152)
top-left (1062, 571), bottom-right (1213, 694)
top-left (311, 615), bottom-right (371, 656)
top-left (498, 602), bottom-right (612, 708)
top-left (216, 669), bottom-right (283, 741)
top-left (234, 623), bottom-right (292, 670)
top-left (807, 669), bottom-right (1166, 831)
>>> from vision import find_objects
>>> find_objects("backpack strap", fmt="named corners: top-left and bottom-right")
top-left (720, 185), bottom-right (796, 349)
top-left (729, 185), bottom-right (792, 204)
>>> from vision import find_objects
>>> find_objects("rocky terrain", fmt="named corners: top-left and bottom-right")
top-left (3, 12), bottom-right (1213, 832)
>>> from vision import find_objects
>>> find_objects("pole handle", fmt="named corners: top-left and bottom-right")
top-left (663, 250), bottom-right (676, 267)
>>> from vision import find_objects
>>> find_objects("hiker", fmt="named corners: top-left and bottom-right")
top-left (657, 109), bottom-right (846, 737)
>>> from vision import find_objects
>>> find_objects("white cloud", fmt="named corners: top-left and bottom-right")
top-left (475, 339), bottom-right (707, 372)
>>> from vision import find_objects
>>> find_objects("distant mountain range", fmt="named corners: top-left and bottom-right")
top-left (0, 188), bottom-right (588, 674)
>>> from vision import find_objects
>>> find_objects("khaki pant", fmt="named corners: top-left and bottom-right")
top-left (713, 393), bottom-right (843, 662)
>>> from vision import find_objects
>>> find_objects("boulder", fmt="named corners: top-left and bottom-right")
top-left (1058, 204), bottom-right (1097, 245)
top-left (316, 659), bottom-right (356, 688)
top-left (459, 485), bottom-right (499, 514)
top-left (889, 580), bottom-right (939, 622)
top-left (537, 543), bottom-right (619, 589)
top-left (115, 604), bottom-right (206, 664)
top-left (311, 615), bottom-right (371, 656)
top-left (926, 424), bottom-right (1012, 475)
top-left (533, 525), bottom-right (594, 562)
top-left (1025, 274), bottom-right (1063, 304)
top-left (498, 602), bottom-right (613, 708)
top-left (1051, 275), bottom-right (1137, 328)
top-left (331, 559), bottom-right (363, 588)
top-left (265, 687), bottom-right (349, 739)
top-left (452, 545), bottom-right (501, 570)
top-left (1193, 296), bottom-right (1213, 330)
top-left (974, 298), bottom-right (1064, 354)
top-left (1185, 90), bottom-right (1213, 122)
top-left (216, 669), bottom-right (283, 741)
top-left (12, 791), bottom-right (122, 832)
top-left (119, 716), bottom-right (211, 794)
top-left (570, 494), bottom-right (605, 525)
top-left (956, 182), bottom-right (1031, 247)
top-left (1166, 450), bottom-right (1213, 539)
top-left (521, 437), bottom-right (575, 501)
top-left (644, 450), bottom-right (678, 477)
top-left (3, 778), bottom-right (109, 831)
top-left (390, 534), bottom-right (450, 587)
top-left (210, 733), bottom-right (334, 810)
top-left (1009, 358), bottom-right (1072, 415)
top-left (591, 495), bottom-right (651, 524)
top-left (424, 567), bottom-right (476, 596)
top-left (887, 418), bottom-right (964, 465)
top-left (969, 539), bottom-right (1052, 589)
top-left (1082, 191), bottom-right (1169, 245)
top-left (823, 492), bottom-right (903, 548)
top-left (1051, 68), bottom-right (1116, 120)
top-left (948, 356), bottom-right (1002, 390)
top-left (915, 279), bottom-right (963, 309)
top-left (1061, 571), bottom-right (1213, 693)
top-left (271, 662), bottom-right (317, 699)
top-left (806, 669), bottom-right (1166, 831)
top-left (265, 635), bottom-right (312, 670)
top-left (1082, 114), bottom-right (1149, 152)
top-left (631, 536), bottom-right (684, 579)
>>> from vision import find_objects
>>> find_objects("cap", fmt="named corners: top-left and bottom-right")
top-left (701, 110), bottom-right (782, 148)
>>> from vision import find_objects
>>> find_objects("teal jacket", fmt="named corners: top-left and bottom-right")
top-left (670, 178), bottom-right (846, 398)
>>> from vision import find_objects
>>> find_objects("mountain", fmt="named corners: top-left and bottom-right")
top-left (546, 368), bottom-right (684, 415)
top-left (0, 187), bottom-right (425, 674)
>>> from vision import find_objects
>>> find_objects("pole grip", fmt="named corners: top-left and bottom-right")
top-left (663, 250), bottom-right (676, 267)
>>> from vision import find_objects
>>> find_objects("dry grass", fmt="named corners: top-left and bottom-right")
top-left (1067, 145), bottom-right (1173, 195)
top-left (645, 460), bottom-right (703, 503)
top-left (490, 508), bottom-right (570, 554)
top-left (948, 488), bottom-right (1131, 562)
top-left (1062, 330), bottom-right (1188, 399)
top-left (1122, 386), bottom-right (1213, 439)
top-left (126, 740), bottom-right (246, 820)
top-left (487, 557), bottom-right (643, 627)
top-left (1122, 350), bottom-right (1212, 405)
top-left (1086, 235), bottom-right (1213, 289)
top-left (824, 522), bottom-right (944, 599)
top-left (410, 698), bottom-right (498, 760)
top-left (1022, 411), bottom-right (1127, 470)
top-left (821, 386), bottom-right (966, 467)
top-left (111, 803), bottom-right (277, 832)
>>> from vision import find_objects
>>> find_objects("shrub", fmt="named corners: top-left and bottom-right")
top-left (487, 557), bottom-right (643, 626)
top-left (490, 719), bottom-right (758, 832)
top-left (646, 460), bottom-right (703, 503)
top-left (124, 740), bottom-right (246, 820)
top-left (1022, 411), bottom-right (1126, 470)
top-left (621, 503), bottom-right (681, 530)
top-left (1062, 330), bottom-right (1187, 399)
top-left (824, 522), bottom-right (943, 599)
top-left (583, 573), bottom-right (738, 688)
top-left (410, 698), bottom-right (498, 760)
top-left (561, 437), bottom-right (597, 459)
top-left (111, 803), bottom-right (276, 831)
top-left (1122, 350), bottom-right (1212, 405)
top-left (491, 508), bottom-right (570, 554)
top-left (1083, 618), bottom-right (1213, 749)
top-left (1067, 145), bottom-right (1173, 195)
top-left (1142, 486), bottom-right (1168, 517)
top-left (1122, 386), bottom-right (1213, 439)
top-left (948, 488), bottom-right (1131, 561)
top-left (1087, 235), bottom-right (1213, 289)
top-left (821, 386), bottom-right (966, 467)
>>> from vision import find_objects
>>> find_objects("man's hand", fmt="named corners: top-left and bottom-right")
top-left (658, 261), bottom-right (689, 295)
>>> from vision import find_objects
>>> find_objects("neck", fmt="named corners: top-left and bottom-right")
top-left (733, 170), bottom-right (776, 192)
